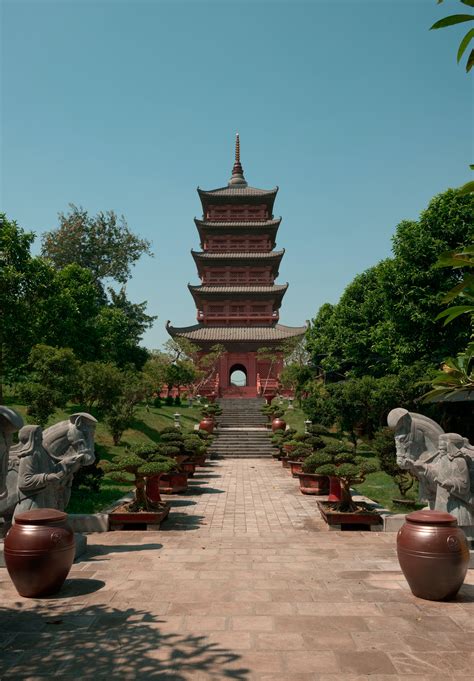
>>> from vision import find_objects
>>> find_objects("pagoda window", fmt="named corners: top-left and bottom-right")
top-left (230, 304), bottom-right (245, 316)
top-left (208, 304), bottom-right (225, 315)
top-left (207, 204), bottom-right (268, 221)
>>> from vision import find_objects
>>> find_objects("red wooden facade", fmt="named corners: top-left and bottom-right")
top-left (167, 135), bottom-right (306, 399)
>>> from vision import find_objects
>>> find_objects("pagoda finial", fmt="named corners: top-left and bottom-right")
top-left (228, 132), bottom-right (248, 187)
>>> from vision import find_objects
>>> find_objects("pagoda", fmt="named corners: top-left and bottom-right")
top-left (166, 135), bottom-right (306, 398)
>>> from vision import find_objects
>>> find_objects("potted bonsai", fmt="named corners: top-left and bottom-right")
top-left (183, 434), bottom-right (209, 467)
top-left (303, 444), bottom-right (380, 527)
top-left (101, 444), bottom-right (177, 529)
top-left (199, 403), bottom-right (221, 433)
top-left (288, 438), bottom-right (323, 477)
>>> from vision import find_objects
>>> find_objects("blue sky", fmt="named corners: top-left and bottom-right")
top-left (1, 0), bottom-right (472, 349)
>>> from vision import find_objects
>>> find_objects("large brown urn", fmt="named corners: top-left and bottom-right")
top-left (4, 509), bottom-right (75, 598)
top-left (397, 510), bottom-right (469, 601)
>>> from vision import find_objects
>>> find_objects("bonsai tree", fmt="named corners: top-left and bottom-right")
top-left (201, 403), bottom-right (222, 419)
top-left (302, 444), bottom-right (378, 512)
top-left (372, 427), bottom-right (415, 499)
top-left (101, 444), bottom-right (177, 511)
top-left (290, 443), bottom-right (313, 462)
top-left (183, 434), bottom-right (208, 461)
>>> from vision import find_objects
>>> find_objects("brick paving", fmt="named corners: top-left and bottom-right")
top-left (1, 459), bottom-right (473, 680)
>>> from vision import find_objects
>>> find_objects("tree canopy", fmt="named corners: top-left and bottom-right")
top-left (306, 189), bottom-right (474, 378)
top-left (41, 204), bottom-right (153, 286)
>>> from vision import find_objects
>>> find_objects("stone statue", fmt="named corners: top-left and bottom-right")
top-left (42, 412), bottom-right (97, 510)
top-left (387, 408), bottom-right (444, 507)
top-left (388, 409), bottom-right (474, 543)
top-left (415, 433), bottom-right (474, 541)
top-left (0, 412), bottom-right (97, 519)
top-left (12, 425), bottom-right (86, 518)
top-left (0, 406), bottom-right (24, 500)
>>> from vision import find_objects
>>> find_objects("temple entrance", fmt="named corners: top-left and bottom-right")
top-left (229, 364), bottom-right (247, 387)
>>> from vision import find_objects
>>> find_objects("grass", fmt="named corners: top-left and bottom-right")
top-left (4, 393), bottom-right (203, 514)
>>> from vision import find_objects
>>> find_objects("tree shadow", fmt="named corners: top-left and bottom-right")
top-left (169, 500), bottom-right (197, 508)
top-left (0, 602), bottom-right (249, 679)
top-left (44, 579), bottom-right (106, 598)
top-left (457, 583), bottom-right (474, 603)
top-left (83, 543), bottom-right (163, 559)
top-left (185, 486), bottom-right (225, 496)
top-left (129, 418), bottom-right (161, 443)
top-left (160, 513), bottom-right (207, 532)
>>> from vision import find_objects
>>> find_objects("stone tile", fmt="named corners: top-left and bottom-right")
top-left (230, 616), bottom-right (274, 631)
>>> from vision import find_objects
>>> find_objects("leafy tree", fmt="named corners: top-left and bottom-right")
top-left (164, 361), bottom-right (197, 397)
top-left (19, 345), bottom-right (79, 426)
top-left (77, 361), bottom-right (125, 413)
top-left (41, 204), bottom-right (153, 286)
top-left (0, 215), bottom-right (57, 397)
top-left (372, 427), bottom-right (415, 499)
top-left (306, 189), bottom-right (474, 377)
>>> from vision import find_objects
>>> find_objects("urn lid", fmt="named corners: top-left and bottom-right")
top-left (406, 510), bottom-right (457, 526)
top-left (14, 509), bottom-right (68, 526)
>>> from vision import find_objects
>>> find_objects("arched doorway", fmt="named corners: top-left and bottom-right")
top-left (229, 364), bottom-right (247, 387)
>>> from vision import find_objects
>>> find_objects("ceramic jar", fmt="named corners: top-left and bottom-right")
top-left (5, 509), bottom-right (75, 598)
top-left (272, 417), bottom-right (286, 432)
top-left (199, 417), bottom-right (214, 434)
top-left (397, 510), bottom-right (469, 601)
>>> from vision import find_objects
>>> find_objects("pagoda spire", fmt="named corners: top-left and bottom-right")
top-left (228, 133), bottom-right (248, 187)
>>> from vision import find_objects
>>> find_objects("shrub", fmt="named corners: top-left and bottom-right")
top-left (372, 427), bottom-right (415, 498)
top-left (101, 444), bottom-right (177, 510)
top-left (165, 395), bottom-right (174, 406)
top-left (153, 396), bottom-right (162, 408)
top-left (302, 445), bottom-right (378, 512)
top-left (174, 396), bottom-right (181, 406)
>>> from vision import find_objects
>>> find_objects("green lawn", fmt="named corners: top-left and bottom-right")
top-left (4, 394), bottom-right (203, 513)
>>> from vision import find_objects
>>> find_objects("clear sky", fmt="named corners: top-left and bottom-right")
top-left (1, 0), bottom-right (472, 349)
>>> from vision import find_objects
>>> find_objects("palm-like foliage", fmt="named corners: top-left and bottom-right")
top-left (425, 244), bottom-right (474, 400)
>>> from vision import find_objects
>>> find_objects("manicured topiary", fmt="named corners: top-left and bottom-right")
top-left (302, 444), bottom-right (378, 512)
top-left (101, 444), bottom-right (177, 511)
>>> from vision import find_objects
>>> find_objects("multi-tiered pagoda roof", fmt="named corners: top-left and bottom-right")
top-left (167, 135), bottom-right (306, 350)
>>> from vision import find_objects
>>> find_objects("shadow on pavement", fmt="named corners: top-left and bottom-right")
top-left (0, 602), bottom-right (250, 679)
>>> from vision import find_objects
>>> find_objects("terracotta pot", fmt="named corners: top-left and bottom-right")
top-left (4, 509), bottom-right (75, 598)
top-left (317, 500), bottom-right (382, 529)
top-left (181, 461), bottom-right (196, 477)
top-left (159, 471), bottom-right (188, 494)
top-left (283, 444), bottom-right (296, 455)
top-left (109, 502), bottom-right (170, 531)
top-left (281, 457), bottom-right (290, 469)
top-left (297, 473), bottom-right (330, 495)
top-left (146, 474), bottom-right (163, 504)
top-left (199, 417), bottom-right (214, 434)
top-left (194, 453), bottom-right (207, 466)
top-left (328, 477), bottom-right (342, 502)
top-left (397, 510), bottom-right (469, 601)
top-left (272, 418), bottom-right (286, 432)
top-left (289, 461), bottom-right (304, 477)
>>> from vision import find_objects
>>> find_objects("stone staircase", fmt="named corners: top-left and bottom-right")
top-left (209, 398), bottom-right (277, 459)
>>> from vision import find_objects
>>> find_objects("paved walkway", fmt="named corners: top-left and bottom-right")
top-left (1, 459), bottom-right (473, 680)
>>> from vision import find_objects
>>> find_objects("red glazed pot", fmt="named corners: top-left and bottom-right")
top-left (4, 509), bottom-right (75, 598)
top-left (397, 510), bottom-right (469, 601)
top-left (194, 454), bottom-right (207, 466)
top-left (328, 477), bottom-right (342, 502)
top-left (289, 461), bottom-right (304, 477)
top-left (272, 418), bottom-right (286, 432)
top-left (181, 461), bottom-right (196, 477)
top-left (159, 471), bottom-right (188, 494)
top-left (199, 418), bottom-right (214, 434)
top-left (297, 473), bottom-right (330, 495)
top-left (146, 474), bottom-right (163, 504)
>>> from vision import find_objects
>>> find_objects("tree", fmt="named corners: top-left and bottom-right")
top-left (372, 427), bottom-right (415, 499)
top-left (19, 345), bottom-right (79, 426)
top-left (0, 215), bottom-right (57, 398)
top-left (306, 189), bottom-right (474, 378)
top-left (302, 444), bottom-right (378, 513)
top-left (41, 204), bottom-right (153, 286)
top-left (77, 361), bottom-right (125, 413)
